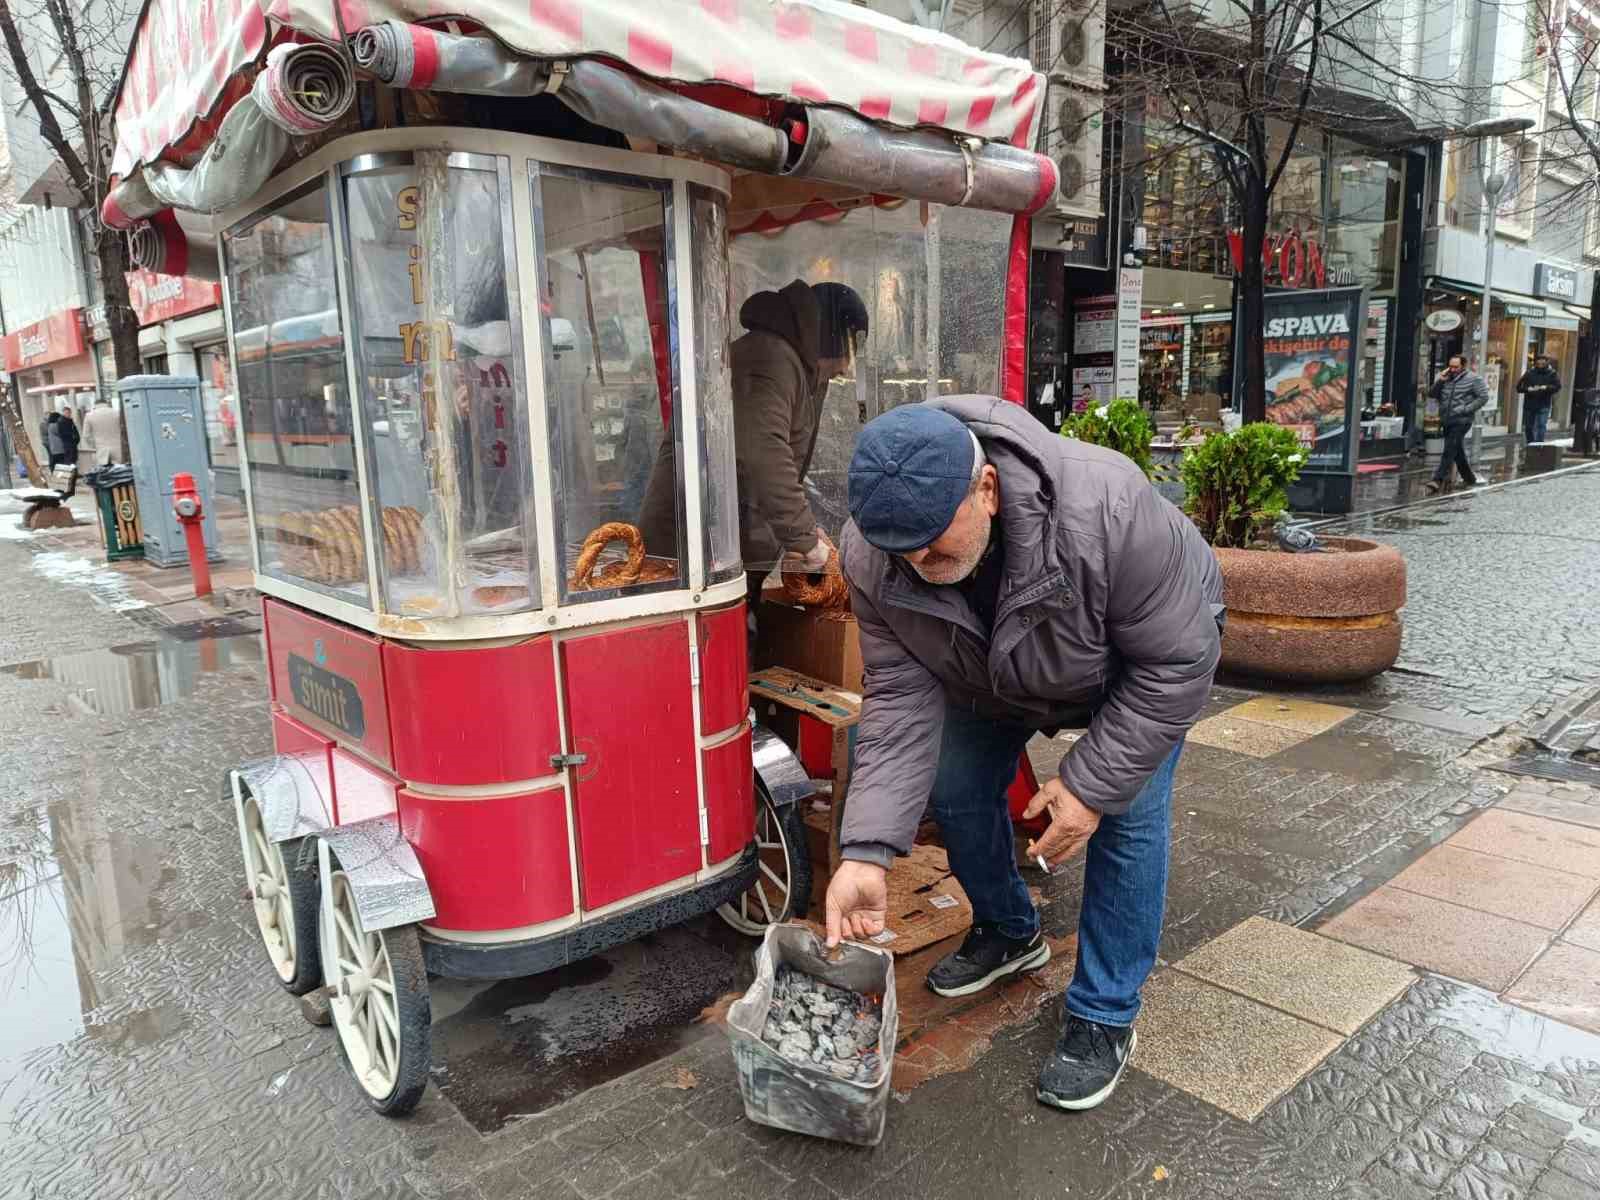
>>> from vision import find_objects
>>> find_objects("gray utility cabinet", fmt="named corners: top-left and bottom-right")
top-left (119, 375), bottom-right (223, 567)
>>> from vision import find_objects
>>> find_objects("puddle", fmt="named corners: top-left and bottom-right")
top-left (0, 793), bottom-right (198, 1066)
top-left (0, 632), bottom-right (262, 717)
top-left (430, 925), bottom-right (743, 1132)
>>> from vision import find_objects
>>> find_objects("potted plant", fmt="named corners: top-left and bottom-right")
top-left (1061, 398), bottom-right (1155, 477)
top-left (1181, 423), bottom-right (1406, 683)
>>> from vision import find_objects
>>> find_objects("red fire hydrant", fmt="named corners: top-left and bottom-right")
top-left (171, 471), bottom-right (212, 599)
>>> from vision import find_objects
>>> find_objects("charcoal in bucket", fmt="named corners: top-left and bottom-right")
top-left (728, 923), bottom-right (898, 1146)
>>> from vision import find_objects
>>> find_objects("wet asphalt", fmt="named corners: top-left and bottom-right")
top-left (1, 464), bottom-right (1599, 1199)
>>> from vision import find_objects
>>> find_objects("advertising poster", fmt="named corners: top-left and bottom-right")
top-left (1073, 300), bottom-right (1116, 355)
top-left (1071, 365), bottom-right (1115, 409)
top-left (1255, 286), bottom-right (1364, 473)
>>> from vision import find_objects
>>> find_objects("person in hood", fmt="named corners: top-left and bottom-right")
top-left (639, 278), bottom-right (868, 609)
top-left (1516, 354), bottom-right (1561, 447)
top-left (826, 399), bottom-right (1222, 1114)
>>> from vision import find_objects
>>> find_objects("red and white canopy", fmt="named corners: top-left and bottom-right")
top-left (110, 0), bottom-right (1045, 181)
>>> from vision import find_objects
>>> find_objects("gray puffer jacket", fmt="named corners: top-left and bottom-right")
top-left (839, 395), bottom-right (1223, 859)
top-left (1431, 370), bottom-right (1490, 426)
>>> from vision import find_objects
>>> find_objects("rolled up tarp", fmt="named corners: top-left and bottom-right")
top-left (781, 107), bottom-right (1056, 217)
top-left (127, 210), bottom-right (220, 281)
top-left (351, 20), bottom-right (549, 95)
top-left (252, 41), bottom-right (356, 134)
top-left (102, 43), bottom-right (355, 228)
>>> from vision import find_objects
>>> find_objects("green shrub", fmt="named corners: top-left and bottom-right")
top-left (1181, 423), bottom-right (1305, 547)
top-left (1060, 398), bottom-right (1155, 477)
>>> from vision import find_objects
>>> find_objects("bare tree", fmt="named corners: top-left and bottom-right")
top-left (1108, 0), bottom-right (1478, 421)
top-left (1534, 0), bottom-right (1600, 402)
top-left (0, 0), bottom-right (139, 463)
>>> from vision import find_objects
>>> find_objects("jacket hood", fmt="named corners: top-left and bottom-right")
top-left (739, 279), bottom-right (821, 379)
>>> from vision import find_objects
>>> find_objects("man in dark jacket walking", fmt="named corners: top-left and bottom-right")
top-left (1516, 355), bottom-right (1561, 447)
top-left (827, 397), bottom-right (1222, 1113)
top-left (1426, 356), bottom-right (1489, 493)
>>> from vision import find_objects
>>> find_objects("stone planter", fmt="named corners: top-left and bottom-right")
top-left (1213, 537), bottom-right (1406, 683)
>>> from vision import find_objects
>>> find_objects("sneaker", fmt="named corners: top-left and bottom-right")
top-left (925, 925), bottom-right (1049, 997)
top-left (1037, 1015), bottom-right (1136, 1111)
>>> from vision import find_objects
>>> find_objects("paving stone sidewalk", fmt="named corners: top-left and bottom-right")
top-left (3, 463), bottom-right (1600, 1200)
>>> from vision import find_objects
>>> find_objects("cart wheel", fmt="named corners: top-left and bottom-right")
top-left (717, 786), bottom-right (813, 936)
top-left (321, 860), bottom-right (431, 1117)
top-left (241, 794), bottom-right (322, 995)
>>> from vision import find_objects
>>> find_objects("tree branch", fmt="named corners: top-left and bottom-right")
top-left (0, 0), bottom-right (90, 193)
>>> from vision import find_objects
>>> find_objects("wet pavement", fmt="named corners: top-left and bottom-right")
top-left (1, 466), bottom-right (1599, 1199)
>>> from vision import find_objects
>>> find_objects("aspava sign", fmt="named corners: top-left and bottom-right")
top-left (1263, 312), bottom-right (1352, 338)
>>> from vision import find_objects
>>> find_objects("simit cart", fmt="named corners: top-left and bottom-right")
top-left (105, 0), bottom-right (1060, 1115)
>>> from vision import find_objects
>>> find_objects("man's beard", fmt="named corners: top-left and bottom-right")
top-left (911, 510), bottom-right (993, 585)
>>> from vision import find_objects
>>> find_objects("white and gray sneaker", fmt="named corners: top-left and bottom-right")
top-left (1037, 1015), bottom-right (1136, 1111)
top-left (925, 925), bottom-right (1050, 998)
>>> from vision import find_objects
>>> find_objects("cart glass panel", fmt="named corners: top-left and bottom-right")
top-left (226, 182), bottom-right (368, 605)
top-left (535, 167), bottom-right (682, 601)
top-left (344, 153), bottom-right (537, 618)
top-left (692, 185), bottom-right (740, 585)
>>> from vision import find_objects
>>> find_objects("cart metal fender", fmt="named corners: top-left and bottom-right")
top-left (316, 816), bottom-right (436, 934)
top-left (752, 719), bottom-right (813, 811)
top-left (229, 757), bottom-right (336, 846)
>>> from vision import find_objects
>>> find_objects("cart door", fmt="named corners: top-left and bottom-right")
top-left (560, 618), bottom-right (701, 910)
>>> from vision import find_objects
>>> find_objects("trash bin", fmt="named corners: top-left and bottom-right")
top-left (86, 464), bottom-right (145, 561)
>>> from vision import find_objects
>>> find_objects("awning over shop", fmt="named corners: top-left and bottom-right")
top-left (1565, 304), bottom-right (1592, 324)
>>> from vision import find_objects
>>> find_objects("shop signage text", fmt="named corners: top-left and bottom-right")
top-left (1425, 310), bottom-right (1463, 333)
top-left (126, 269), bottom-right (221, 327)
top-left (1533, 262), bottom-right (1578, 302)
top-left (1247, 286), bottom-right (1363, 474)
top-left (0, 308), bottom-right (87, 372)
top-left (1226, 228), bottom-right (1353, 290)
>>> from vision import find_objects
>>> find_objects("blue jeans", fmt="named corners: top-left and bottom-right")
top-left (1524, 405), bottom-right (1550, 446)
top-left (927, 705), bottom-right (1179, 1027)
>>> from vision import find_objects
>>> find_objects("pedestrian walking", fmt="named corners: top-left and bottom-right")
top-left (1426, 356), bottom-right (1489, 493)
top-left (1515, 355), bottom-right (1560, 447)
top-left (82, 397), bottom-right (123, 466)
top-left (52, 407), bottom-right (81, 473)
top-left (43, 412), bottom-right (67, 469)
top-left (1576, 386), bottom-right (1600, 457)
top-left (827, 398), bottom-right (1223, 1113)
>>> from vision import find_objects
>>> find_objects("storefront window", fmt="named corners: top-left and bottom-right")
top-left (537, 168), bottom-right (682, 601)
top-left (344, 153), bottom-right (537, 617)
top-left (1327, 143), bottom-right (1403, 294)
top-left (225, 182), bottom-right (367, 606)
top-left (1140, 116), bottom-right (1232, 274)
top-left (1266, 124), bottom-right (1324, 241)
top-left (195, 342), bottom-right (238, 470)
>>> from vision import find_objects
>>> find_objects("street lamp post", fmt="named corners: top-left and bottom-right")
top-left (1461, 116), bottom-right (1536, 461)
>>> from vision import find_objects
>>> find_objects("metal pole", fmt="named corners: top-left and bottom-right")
top-left (1476, 167), bottom-right (1504, 466)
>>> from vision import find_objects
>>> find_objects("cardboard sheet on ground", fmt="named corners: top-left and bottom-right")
top-left (804, 812), bottom-right (973, 956)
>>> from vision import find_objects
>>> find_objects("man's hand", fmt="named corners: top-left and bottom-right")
top-left (824, 859), bottom-right (888, 948)
top-left (780, 528), bottom-right (834, 575)
top-left (1022, 779), bottom-right (1101, 869)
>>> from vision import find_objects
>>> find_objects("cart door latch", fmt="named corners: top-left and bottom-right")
top-left (551, 753), bottom-right (588, 770)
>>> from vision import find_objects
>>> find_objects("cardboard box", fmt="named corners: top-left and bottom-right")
top-left (754, 593), bottom-right (863, 692)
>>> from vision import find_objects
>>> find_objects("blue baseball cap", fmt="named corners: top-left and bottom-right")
top-left (848, 405), bottom-right (977, 554)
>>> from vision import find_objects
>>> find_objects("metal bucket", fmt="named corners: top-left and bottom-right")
top-left (727, 924), bottom-right (898, 1146)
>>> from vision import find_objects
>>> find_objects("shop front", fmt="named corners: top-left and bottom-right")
top-left (1420, 274), bottom-right (1584, 435)
top-left (1132, 112), bottom-right (1414, 429)
top-left (1, 308), bottom-right (98, 463)
top-left (127, 270), bottom-right (240, 495)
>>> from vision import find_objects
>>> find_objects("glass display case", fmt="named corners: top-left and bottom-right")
top-left (221, 131), bottom-right (734, 634)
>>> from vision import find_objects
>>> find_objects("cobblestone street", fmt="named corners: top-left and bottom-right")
top-left (2, 466), bottom-right (1599, 1200)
